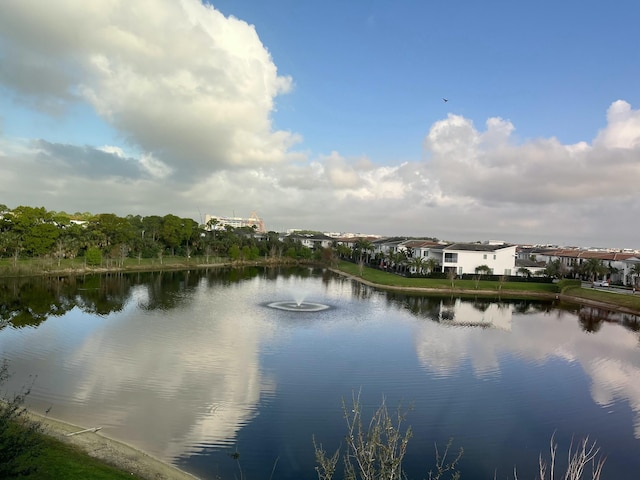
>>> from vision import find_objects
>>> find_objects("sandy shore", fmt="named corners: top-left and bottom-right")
top-left (28, 412), bottom-right (199, 480)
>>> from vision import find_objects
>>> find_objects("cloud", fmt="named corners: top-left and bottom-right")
top-left (424, 110), bottom-right (640, 207)
top-left (33, 141), bottom-right (150, 180)
top-left (0, 0), bottom-right (300, 176)
top-left (594, 100), bottom-right (640, 149)
top-left (0, 1), bottom-right (639, 246)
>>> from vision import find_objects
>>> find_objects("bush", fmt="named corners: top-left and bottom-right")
top-left (0, 360), bottom-right (45, 477)
top-left (314, 392), bottom-right (462, 480)
top-left (315, 393), bottom-right (605, 480)
top-left (85, 247), bottom-right (103, 266)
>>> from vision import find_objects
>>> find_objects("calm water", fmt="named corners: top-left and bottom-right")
top-left (1, 268), bottom-right (640, 479)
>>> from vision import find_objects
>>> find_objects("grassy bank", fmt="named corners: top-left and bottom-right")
top-left (334, 261), bottom-right (640, 314)
top-left (562, 285), bottom-right (640, 311)
top-left (2, 257), bottom-right (638, 314)
top-left (0, 255), bottom-right (230, 277)
top-left (334, 260), bottom-right (558, 293)
top-left (14, 431), bottom-right (140, 480)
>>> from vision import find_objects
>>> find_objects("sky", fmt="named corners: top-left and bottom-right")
top-left (1, 0), bottom-right (639, 248)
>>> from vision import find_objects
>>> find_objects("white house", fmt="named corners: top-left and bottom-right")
top-left (441, 243), bottom-right (517, 276)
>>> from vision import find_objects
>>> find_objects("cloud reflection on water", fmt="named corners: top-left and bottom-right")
top-left (50, 281), bottom-right (276, 461)
top-left (412, 299), bottom-right (640, 436)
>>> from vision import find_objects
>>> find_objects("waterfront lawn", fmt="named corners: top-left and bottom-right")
top-left (336, 261), bottom-right (558, 293)
top-left (563, 286), bottom-right (640, 311)
top-left (0, 255), bottom-right (228, 276)
top-left (16, 431), bottom-right (138, 480)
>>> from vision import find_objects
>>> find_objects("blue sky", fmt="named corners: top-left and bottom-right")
top-left (1, 0), bottom-right (639, 247)
top-left (212, 0), bottom-right (639, 154)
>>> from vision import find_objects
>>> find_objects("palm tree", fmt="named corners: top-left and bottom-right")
top-left (408, 256), bottom-right (425, 276)
top-left (389, 250), bottom-right (408, 273)
top-left (474, 264), bottom-right (492, 288)
top-left (354, 239), bottom-right (374, 265)
top-left (517, 267), bottom-right (532, 278)
top-left (544, 259), bottom-right (567, 279)
top-left (424, 257), bottom-right (440, 275)
top-left (581, 258), bottom-right (607, 282)
top-left (475, 264), bottom-right (492, 276)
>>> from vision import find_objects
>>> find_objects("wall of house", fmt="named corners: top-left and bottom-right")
top-left (444, 246), bottom-right (517, 275)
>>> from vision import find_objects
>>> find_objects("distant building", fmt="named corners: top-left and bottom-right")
top-left (204, 212), bottom-right (266, 233)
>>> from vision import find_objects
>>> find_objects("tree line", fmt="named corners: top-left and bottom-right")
top-left (0, 205), bottom-right (321, 266)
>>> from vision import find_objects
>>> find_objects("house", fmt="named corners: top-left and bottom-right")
top-left (534, 248), bottom-right (640, 285)
top-left (286, 232), bottom-right (334, 250)
top-left (441, 242), bottom-right (517, 276)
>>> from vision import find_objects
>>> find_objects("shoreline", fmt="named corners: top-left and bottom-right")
top-left (27, 411), bottom-right (199, 480)
top-left (2, 260), bottom-right (638, 316)
top-left (328, 267), bottom-right (640, 316)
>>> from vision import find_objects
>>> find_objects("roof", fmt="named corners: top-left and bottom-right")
top-left (445, 243), bottom-right (514, 252)
top-left (515, 259), bottom-right (546, 268)
top-left (538, 249), bottom-right (639, 262)
top-left (401, 240), bottom-right (442, 249)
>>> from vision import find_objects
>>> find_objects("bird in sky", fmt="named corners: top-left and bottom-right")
top-left (443, 98), bottom-right (448, 102)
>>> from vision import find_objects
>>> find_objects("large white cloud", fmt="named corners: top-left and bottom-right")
top-left (424, 108), bottom-right (640, 206)
top-left (0, 0), bottom-right (300, 175)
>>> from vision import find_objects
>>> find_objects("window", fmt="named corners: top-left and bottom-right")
top-left (483, 254), bottom-right (487, 260)
top-left (493, 255), bottom-right (496, 260)
top-left (505, 269), bottom-right (511, 276)
top-left (444, 253), bottom-right (458, 263)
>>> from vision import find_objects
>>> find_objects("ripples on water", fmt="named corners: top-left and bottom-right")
top-left (0, 269), bottom-right (639, 479)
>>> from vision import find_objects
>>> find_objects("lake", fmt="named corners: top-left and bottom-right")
top-left (1, 267), bottom-right (639, 479)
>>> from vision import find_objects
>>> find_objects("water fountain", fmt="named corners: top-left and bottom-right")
top-left (266, 300), bottom-right (330, 312)
top-left (267, 288), bottom-right (330, 312)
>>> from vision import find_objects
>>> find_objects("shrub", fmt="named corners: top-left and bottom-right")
top-left (85, 247), bottom-right (103, 266)
top-left (314, 392), bottom-right (462, 480)
top-left (315, 393), bottom-right (605, 480)
top-left (0, 360), bottom-right (45, 477)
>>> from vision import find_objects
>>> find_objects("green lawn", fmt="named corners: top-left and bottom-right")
top-left (335, 261), bottom-right (558, 293)
top-left (334, 261), bottom-right (640, 312)
top-left (5, 430), bottom-right (139, 480)
top-left (562, 286), bottom-right (640, 311)
top-left (0, 255), bottom-right (229, 277)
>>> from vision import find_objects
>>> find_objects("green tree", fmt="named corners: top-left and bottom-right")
top-left (474, 264), bottom-right (492, 288)
top-left (5, 206), bottom-right (59, 257)
top-left (581, 258), bottom-right (607, 282)
top-left (90, 213), bottom-right (135, 249)
top-left (229, 244), bottom-right (241, 261)
top-left (85, 246), bottom-right (103, 266)
top-left (424, 257), bottom-right (440, 275)
top-left (335, 244), bottom-right (352, 260)
top-left (141, 215), bottom-right (163, 243)
top-left (544, 259), bottom-right (567, 279)
top-left (160, 214), bottom-right (183, 255)
top-left (409, 256), bottom-right (425, 275)
top-left (354, 239), bottom-right (374, 264)
top-left (23, 222), bottom-right (59, 256)
top-left (517, 267), bottom-right (532, 278)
